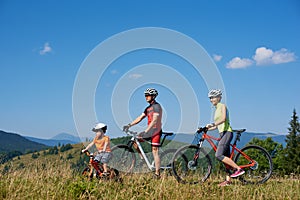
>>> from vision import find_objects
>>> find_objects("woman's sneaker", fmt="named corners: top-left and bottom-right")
top-left (230, 169), bottom-right (245, 178)
top-left (218, 180), bottom-right (231, 187)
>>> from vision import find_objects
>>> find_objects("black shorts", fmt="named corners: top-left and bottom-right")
top-left (215, 131), bottom-right (233, 161)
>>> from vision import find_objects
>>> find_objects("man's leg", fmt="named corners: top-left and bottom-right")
top-left (152, 146), bottom-right (160, 175)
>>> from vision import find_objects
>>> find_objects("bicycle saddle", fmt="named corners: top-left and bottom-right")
top-left (162, 132), bottom-right (174, 136)
top-left (232, 129), bottom-right (246, 133)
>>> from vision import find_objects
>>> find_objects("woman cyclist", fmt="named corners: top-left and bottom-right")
top-left (206, 89), bottom-right (245, 186)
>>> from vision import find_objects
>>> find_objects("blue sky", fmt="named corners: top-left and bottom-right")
top-left (0, 0), bottom-right (299, 139)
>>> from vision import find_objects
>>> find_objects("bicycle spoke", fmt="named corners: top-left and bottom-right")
top-left (234, 145), bottom-right (273, 184)
top-left (110, 145), bottom-right (136, 174)
top-left (159, 149), bottom-right (177, 174)
top-left (172, 145), bottom-right (212, 184)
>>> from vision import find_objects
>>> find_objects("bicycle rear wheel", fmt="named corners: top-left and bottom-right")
top-left (234, 145), bottom-right (273, 184)
top-left (159, 149), bottom-right (177, 172)
top-left (110, 144), bottom-right (136, 174)
top-left (172, 145), bottom-right (212, 184)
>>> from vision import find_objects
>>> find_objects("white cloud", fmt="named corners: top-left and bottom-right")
top-left (39, 42), bottom-right (52, 55)
top-left (227, 47), bottom-right (296, 69)
top-left (128, 73), bottom-right (143, 79)
top-left (213, 54), bottom-right (222, 62)
top-left (226, 57), bottom-right (254, 69)
top-left (253, 47), bottom-right (296, 66)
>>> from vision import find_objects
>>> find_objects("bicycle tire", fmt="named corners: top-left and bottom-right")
top-left (234, 145), bottom-right (273, 184)
top-left (159, 149), bottom-right (178, 173)
top-left (110, 144), bottom-right (136, 174)
top-left (171, 145), bottom-right (212, 184)
top-left (82, 167), bottom-right (92, 179)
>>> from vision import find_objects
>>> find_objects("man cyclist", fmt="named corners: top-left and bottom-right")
top-left (123, 88), bottom-right (162, 178)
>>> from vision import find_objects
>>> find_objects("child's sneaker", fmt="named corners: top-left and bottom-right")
top-left (230, 169), bottom-right (245, 178)
top-left (218, 180), bottom-right (231, 187)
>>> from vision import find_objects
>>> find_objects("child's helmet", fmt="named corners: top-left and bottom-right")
top-left (92, 123), bottom-right (107, 132)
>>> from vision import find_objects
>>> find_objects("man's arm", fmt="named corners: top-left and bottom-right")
top-left (129, 113), bottom-right (146, 127)
top-left (145, 113), bottom-right (158, 133)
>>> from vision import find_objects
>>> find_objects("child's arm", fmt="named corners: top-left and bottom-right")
top-left (82, 141), bottom-right (94, 152)
top-left (100, 141), bottom-right (108, 152)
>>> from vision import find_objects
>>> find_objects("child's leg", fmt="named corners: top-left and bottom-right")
top-left (103, 163), bottom-right (108, 172)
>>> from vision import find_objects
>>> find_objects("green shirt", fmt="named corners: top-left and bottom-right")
top-left (214, 102), bottom-right (232, 133)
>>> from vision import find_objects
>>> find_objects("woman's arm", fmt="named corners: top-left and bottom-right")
top-left (214, 104), bottom-right (227, 126)
top-left (206, 104), bottom-right (227, 130)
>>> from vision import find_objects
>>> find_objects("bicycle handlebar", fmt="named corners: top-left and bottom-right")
top-left (123, 128), bottom-right (138, 136)
top-left (197, 126), bottom-right (208, 133)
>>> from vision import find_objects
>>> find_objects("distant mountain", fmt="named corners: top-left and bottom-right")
top-left (0, 130), bottom-right (48, 153)
top-left (25, 133), bottom-right (82, 147)
top-left (169, 131), bottom-right (286, 148)
top-left (51, 133), bottom-right (81, 143)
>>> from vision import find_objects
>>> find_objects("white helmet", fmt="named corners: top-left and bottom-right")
top-left (92, 123), bottom-right (107, 132)
top-left (144, 88), bottom-right (158, 98)
top-left (208, 89), bottom-right (222, 98)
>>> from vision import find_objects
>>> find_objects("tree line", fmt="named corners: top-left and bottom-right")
top-left (249, 109), bottom-right (300, 175)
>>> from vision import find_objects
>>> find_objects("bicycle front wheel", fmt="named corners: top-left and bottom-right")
top-left (82, 166), bottom-right (92, 179)
top-left (172, 145), bottom-right (212, 184)
top-left (110, 144), bottom-right (136, 174)
top-left (234, 145), bottom-right (273, 184)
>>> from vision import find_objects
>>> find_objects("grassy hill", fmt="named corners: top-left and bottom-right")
top-left (0, 140), bottom-right (299, 199)
top-left (0, 130), bottom-right (48, 153)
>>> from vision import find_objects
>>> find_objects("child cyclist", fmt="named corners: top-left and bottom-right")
top-left (82, 123), bottom-right (112, 176)
top-left (206, 89), bottom-right (245, 186)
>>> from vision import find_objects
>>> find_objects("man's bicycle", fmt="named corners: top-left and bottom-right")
top-left (171, 127), bottom-right (273, 184)
top-left (81, 150), bottom-right (119, 181)
top-left (109, 128), bottom-right (179, 175)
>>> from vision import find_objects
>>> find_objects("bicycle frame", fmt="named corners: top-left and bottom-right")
top-left (197, 128), bottom-right (257, 170)
top-left (83, 150), bottom-right (104, 177)
top-left (125, 130), bottom-right (173, 171)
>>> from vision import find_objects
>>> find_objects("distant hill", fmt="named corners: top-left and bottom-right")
top-left (169, 131), bottom-right (286, 148)
top-left (0, 130), bottom-right (48, 153)
top-left (25, 133), bottom-right (82, 147)
top-left (51, 133), bottom-right (81, 143)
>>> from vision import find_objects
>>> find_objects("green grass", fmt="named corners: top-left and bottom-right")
top-left (0, 144), bottom-right (299, 200)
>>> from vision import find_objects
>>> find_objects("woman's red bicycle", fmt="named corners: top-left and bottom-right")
top-left (171, 127), bottom-right (273, 184)
top-left (81, 150), bottom-right (119, 181)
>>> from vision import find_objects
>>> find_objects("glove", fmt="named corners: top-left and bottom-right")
top-left (123, 124), bottom-right (131, 132)
top-left (81, 149), bottom-right (87, 153)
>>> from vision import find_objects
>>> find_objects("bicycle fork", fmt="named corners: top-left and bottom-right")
top-left (191, 139), bottom-right (204, 167)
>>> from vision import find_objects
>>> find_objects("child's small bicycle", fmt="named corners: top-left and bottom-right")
top-left (171, 127), bottom-right (273, 184)
top-left (81, 150), bottom-right (119, 181)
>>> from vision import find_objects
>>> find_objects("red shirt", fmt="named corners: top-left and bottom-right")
top-left (143, 101), bottom-right (162, 132)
